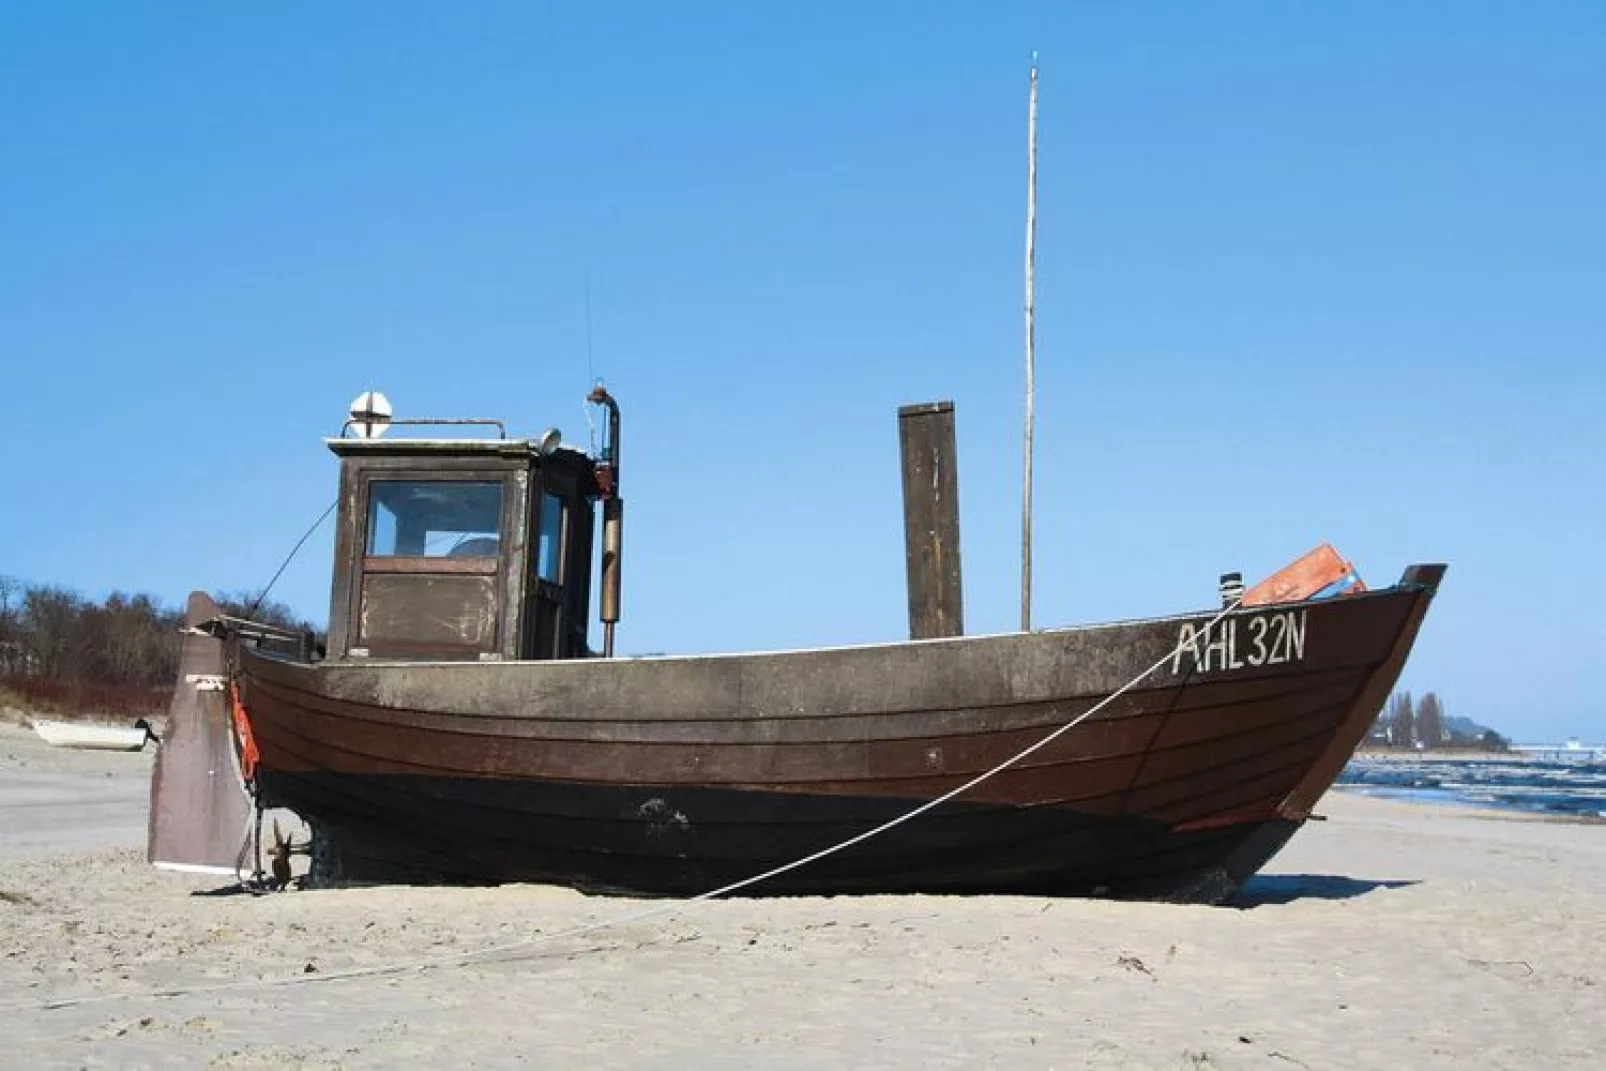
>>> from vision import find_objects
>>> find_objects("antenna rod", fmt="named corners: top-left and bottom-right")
top-left (1021, 54), bottom-right (1039, 633)
top-left (584, 270), bottom-right (595, 387)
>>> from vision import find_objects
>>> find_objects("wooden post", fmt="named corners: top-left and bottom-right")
top-left (898, 401), bottom-right (964, 640)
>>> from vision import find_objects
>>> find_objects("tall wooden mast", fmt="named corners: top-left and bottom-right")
top-left (1021, 55), bottom-right (1040, 632)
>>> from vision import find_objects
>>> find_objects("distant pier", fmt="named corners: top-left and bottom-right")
top-left (1509, 740), bottom-right (1606, 762)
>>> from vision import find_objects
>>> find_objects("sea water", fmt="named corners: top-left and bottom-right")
top-left (1338, 755), bottom-right (1606, 819)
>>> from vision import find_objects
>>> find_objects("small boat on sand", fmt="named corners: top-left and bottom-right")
top-left (148, 389), bottom-right (1446, 903)
top-left (33, 718), bottom-right (154, 752)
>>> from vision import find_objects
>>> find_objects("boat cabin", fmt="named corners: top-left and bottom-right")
top-left (323, 411), bottom-right (609, 663)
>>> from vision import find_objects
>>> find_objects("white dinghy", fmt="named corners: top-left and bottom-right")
top-left (32, 718), bottom-right (154, 752)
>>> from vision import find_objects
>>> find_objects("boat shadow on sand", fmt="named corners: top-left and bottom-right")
top-left (189, 873), bottom-right (1420, 908)
top-left (1230, 874), bottom-right (1418, 908)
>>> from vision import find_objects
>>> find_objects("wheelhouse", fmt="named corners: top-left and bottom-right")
top-left (324, 431), bottom-right (600, 662)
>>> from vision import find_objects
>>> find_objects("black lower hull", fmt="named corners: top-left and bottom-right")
top-left (265, 772), bottom-right (1300, 904)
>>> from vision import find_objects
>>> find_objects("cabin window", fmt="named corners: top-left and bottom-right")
top-left (366, 481), bottom-right (504, 558)
top-left (536, 491), bottom-right (565, 582)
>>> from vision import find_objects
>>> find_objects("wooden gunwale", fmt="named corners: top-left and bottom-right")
top-left (259, 587), bottom-right (1418, 725)
top-left (310, 580), bottom-right (1422, 670)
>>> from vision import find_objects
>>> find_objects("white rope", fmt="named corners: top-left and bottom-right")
top-left (15, 600), bottom-right (1242, 1012)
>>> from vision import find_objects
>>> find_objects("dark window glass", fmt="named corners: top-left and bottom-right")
top-left (536, 491), bottom-right (565, 582)
top-left (367, 481), bottom-right (503, 558)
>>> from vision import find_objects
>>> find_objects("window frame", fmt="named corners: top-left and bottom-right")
top-left (534, 489), bottom-right (568, 586)
top-left (335, 463), bottom-right (527, 660)
top-left (363, 478), bottom-right (507, 563)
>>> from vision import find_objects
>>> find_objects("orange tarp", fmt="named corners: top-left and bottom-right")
top-left (1242, 543), bottom-right (1365, 607)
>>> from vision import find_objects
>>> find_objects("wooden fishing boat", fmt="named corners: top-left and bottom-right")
top-left (149, 389), bottom-right (1445, 902)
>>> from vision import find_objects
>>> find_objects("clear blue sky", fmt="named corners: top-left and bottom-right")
top-left (2, 3), bottom-right (1602, 741)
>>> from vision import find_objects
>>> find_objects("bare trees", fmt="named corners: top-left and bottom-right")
top-left (1383, 691), bottom-right (1416, 747)
top-left (0, 574), bottom-right (21, 676)
top-left (1415, 692), bottom-right (1446, 748)
top-left (20, 586), bottom-right (85, 682)
top-left (0, 576), bottom-right (316, 715)
top-left (1370, 689), bottom-right (1506, 752)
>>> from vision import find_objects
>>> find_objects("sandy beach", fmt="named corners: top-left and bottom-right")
top-left (1, 721), bottom-right (1601, 1070)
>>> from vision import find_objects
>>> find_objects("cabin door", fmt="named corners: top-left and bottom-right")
top-left (349, 475), bottom-right (511, 660)
top-left (528, 489), bottom-right (568, 659)
top-left (525, 476), bottom-right (594, 660)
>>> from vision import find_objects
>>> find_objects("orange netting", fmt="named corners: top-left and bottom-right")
top-left (229, 680), bottom-right (261, 783)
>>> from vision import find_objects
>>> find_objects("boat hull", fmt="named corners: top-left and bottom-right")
top-left (236, 571), bottom-right (1441, 902)
top-left (286, 772), bottom-right (1300, 901)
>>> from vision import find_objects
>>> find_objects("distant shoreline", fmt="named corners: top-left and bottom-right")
top-left (1351, 748), bottom-right (1511, 762)
top-left (1332, 784), bottom-right (1606, 825)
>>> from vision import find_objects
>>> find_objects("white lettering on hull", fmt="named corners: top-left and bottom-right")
top-left (1171, 610), bottom-right (1308, 676)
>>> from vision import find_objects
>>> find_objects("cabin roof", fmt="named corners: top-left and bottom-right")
top-left (325, 437), bottom-right (592, 467)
